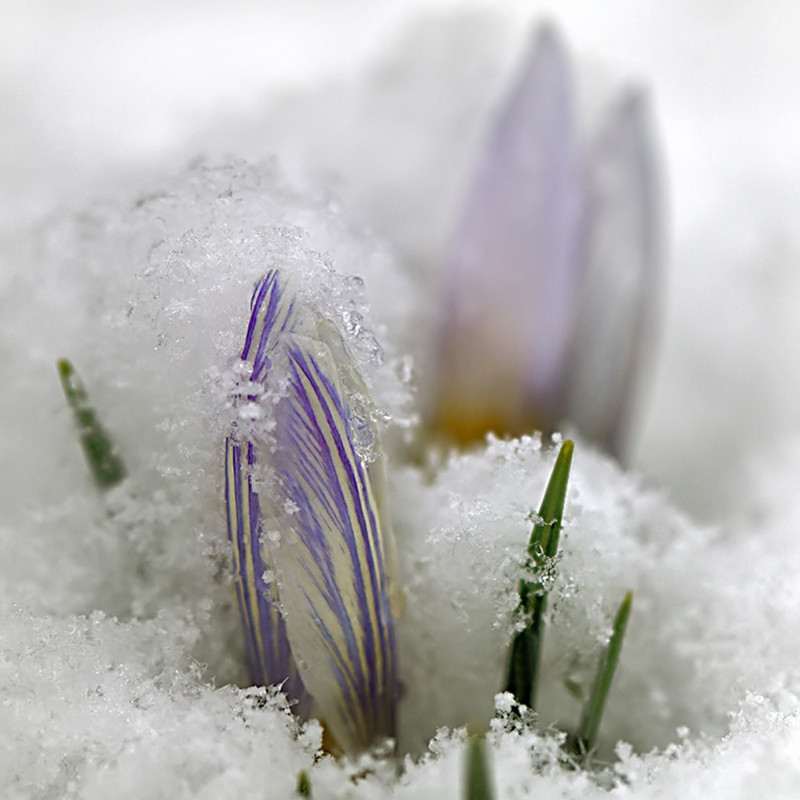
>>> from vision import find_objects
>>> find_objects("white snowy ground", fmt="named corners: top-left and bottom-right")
top-left (3, 2), bottom-right (800, 798)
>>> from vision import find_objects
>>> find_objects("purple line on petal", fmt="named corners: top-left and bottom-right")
top-left (242, 270), bottom-right (297, 384)
top-left (242, 273), bottom-right (272, 359)
top-left (275, 342), bottom-right (395, 736)
top-left (225, 440), bottom-right (260, 673)
top-left (225, 434), bottom-right (310, 710)
top-left (280, 344), bottom-right (393, 724)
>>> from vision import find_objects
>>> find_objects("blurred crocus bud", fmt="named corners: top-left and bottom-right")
top-left (428, 25), bottom-right (659, 459)
top-left (225, 270), bottom-right (399, 755)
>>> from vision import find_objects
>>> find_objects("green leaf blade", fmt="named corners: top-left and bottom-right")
top-left (529, 438), bottom-right (574, 563)
top-left (464, 733), bottom-right (495, 800)
top-left (296, 769), bottom-right (312, 797)
top-left (505, 440), bottom-right (574, 709)
top-left (577, 590), bottom-right (633, 756)
top-left (57, 358), bottom-right (126, 490)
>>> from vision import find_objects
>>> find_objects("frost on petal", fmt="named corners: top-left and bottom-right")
top-left (429, 25), bottom-right (585, 443)
top-left (225, 269), bottom-right (397, 754)
top-left (565, 90), bottom-right (660, 458)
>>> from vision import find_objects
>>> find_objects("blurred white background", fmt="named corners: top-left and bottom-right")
top-left (4, 1), bottom-right (799, 232)
top-left (3, 0), bottom-right (800, 519)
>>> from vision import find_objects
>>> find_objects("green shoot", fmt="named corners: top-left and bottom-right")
top-left (576, 590), bottom-right (633, 757)
top-left (57, 358), bottom-right (126, 489)
top-left (464, 731), bottom-right (494, 800)
top-left (296, 769), bottom-right (312, 797)
top-left (504, 440), bottom-right (574, 709)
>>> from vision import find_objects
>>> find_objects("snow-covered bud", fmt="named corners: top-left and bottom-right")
top-left (428, 25), bottom-right (659, 458)
top-left (225, 270), bottom-right (399, 755)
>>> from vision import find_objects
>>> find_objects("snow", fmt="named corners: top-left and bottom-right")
top-left (3, 2), bottom-right (800, 797)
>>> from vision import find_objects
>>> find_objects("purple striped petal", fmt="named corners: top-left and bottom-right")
top-left (430, 25), bottom-right (585, 442)
top-left (266, 337), bottom-right (397, 753)
top-left (225, 269), bottom-right (397, 754)
top-left (224, 436), bottom-right (311, 715)
top-left (226, 269), bottom-right (311, 710)
top-left (564, 90), bottom-right (660, 457)
top-left (242, 270), bottom-right (298, 381)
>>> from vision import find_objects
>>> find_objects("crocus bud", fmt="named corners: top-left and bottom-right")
top-left (428, 25), bottom-right (659, 459)
top-left (225, 270), bottom-right (398, 754)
